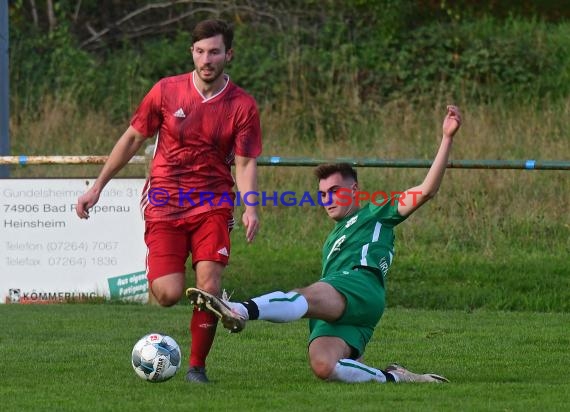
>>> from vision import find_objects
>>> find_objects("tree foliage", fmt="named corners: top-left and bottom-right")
top-left (10, 0), bottom-right (569, 49)
top-left (8, 0), bottom-right (570, 124)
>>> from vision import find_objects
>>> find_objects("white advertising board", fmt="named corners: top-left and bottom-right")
top-left (0, 178), bottom-right (148, 304)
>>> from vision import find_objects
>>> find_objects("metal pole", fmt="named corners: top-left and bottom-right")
top-left (258, 157), bottom-right (570, 170)
top-left (0, 0), bottom-right (9, 177)
top-left (0, 156), bottom-right (570, 170)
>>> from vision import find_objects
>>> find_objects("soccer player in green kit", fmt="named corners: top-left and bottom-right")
top-left (187, 105), bottom-right (462, 383)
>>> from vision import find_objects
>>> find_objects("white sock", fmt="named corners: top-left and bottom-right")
top-left (230, 291), bottom-right (308, 322)
top-left (328, 359), bottom-right (388, 383)
top-left (227, 301), bottom-right (249, 318)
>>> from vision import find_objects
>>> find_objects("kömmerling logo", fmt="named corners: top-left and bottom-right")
top-left (5, 289), bottom-right (99, 304)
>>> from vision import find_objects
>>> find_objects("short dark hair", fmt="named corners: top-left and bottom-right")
top-left (314, 163), bottom-right (358, 182)
top-left (191, 19), bottom-right (234, 51)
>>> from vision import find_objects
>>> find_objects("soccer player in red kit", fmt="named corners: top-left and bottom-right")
top-left (76, 19), bottom-right (262, 383)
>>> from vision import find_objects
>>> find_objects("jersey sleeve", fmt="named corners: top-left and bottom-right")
top-left (234, 98), bottom-right (262, 158)
top-left (130, 81), bottom-right (163, 137)
top-left (368, 195), bottom-right (407, 226)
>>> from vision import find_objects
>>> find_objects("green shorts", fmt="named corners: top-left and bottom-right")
top-left (308, 268), bottom-right (385, 358)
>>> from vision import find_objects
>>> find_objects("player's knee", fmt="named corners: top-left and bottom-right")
top-left (310, 357), bottom-right (335, 380)
top-left (152, 289), bottom-right (181, 307)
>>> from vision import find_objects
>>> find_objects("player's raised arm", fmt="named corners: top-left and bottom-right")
top-left (397, 105), bottom-right (462, 218)
top-left (76, 125), bottom-right (147, 219)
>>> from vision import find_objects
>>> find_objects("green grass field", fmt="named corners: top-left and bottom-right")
top-left (1, 304), bottom-right (569, 411)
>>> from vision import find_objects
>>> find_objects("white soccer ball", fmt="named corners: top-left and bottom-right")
top-left (131, 333), bottom-right (181, 382)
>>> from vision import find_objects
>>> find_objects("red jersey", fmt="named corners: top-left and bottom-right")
top-left (131, 71), bottom-right (262, 221)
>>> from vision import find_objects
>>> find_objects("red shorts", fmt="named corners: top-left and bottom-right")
top-left (144, 208), bottom-right (234, 283)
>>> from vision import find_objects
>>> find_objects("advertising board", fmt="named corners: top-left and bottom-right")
top-left (0, 178), bottom-right (148, 303)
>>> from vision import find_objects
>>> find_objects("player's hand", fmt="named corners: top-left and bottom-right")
top-left (76, 189), bottom-right (100, 219)
top-left (242, 208), bottom-right (260, 243)
top-left (443, 105), bottom-right (462, 138)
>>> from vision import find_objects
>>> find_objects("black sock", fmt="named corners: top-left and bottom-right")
top-left (382, 370), bottom-right (396, 382)
top-left (242, 299), bottom-right (259, 320)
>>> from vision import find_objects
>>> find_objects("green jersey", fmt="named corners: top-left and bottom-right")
top-left (321, 200), bottom-right (407, 280)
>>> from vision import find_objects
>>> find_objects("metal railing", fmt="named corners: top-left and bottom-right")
top-left (0, 155), bottom-right (569, 170)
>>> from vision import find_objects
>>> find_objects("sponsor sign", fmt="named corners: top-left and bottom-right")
top-left (0, 179), bottom-right (148, 303)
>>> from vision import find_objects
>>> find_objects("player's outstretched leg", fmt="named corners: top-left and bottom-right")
top-left (186, 288), bottom-right (246, 333)
top-left (385, 363), bottom-right (449, 383)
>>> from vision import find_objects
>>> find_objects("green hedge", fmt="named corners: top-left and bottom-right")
top-left (9, 14), bottom-right (570, 120)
